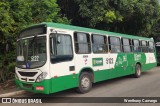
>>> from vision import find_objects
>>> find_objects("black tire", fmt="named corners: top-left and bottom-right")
top-left (76, 72), bottom-right (92, 93)
top-left (134, 64), bottom-right (141, 78)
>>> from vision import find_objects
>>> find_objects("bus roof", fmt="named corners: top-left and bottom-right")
top-left (35, 22), bottom-right (154, 41)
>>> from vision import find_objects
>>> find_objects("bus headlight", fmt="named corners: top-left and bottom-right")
top-left (36, 72), bottom-right (47, 82)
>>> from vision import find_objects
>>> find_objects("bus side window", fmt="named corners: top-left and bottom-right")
top-left (74, 32), bottom-right (91, 54)
top-left (133, 40), bottom-right (140, 52)
top-left (149, 41), bottom-right (154, 53)
top-left (108, 36), bottom-right (121, 53)
top-left (56, 35), bottom-right (73, 56)
top-left (50, 34), bottom-right (73, 63)
top-left (92, 34), bottom-right (108, 53)
top-left (141, 40), bottom-right (148, 53)
top-left (122, 38), bottom-right (131, 53)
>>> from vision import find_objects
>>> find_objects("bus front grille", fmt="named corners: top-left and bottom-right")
top-left (18, 71), bottom-right (38, 77)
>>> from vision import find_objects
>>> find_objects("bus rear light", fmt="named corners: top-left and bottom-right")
top-left (36, 86), bottom-right (44, 90)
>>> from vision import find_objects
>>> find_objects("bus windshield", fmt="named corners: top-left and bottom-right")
top-left (16, 36), bottom-right (47, 69)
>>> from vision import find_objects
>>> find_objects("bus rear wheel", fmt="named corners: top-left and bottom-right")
top-left (134, 64), bottom-right (141, 78)
top-left (76, 72), bottom-right (92, 93)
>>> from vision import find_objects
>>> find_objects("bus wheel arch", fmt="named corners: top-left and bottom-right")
top-left (134, 62), bottom-right (142, 78)
top-left (79, 68), bottom-right (94, 82)
top-left (76, 68), bottom-right (94, 93)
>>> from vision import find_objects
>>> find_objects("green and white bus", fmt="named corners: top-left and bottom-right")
top-left (15, 22), bottom-right (157, 94)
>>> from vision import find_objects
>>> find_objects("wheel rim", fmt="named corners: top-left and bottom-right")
top-left (81, 76), bottom-right (90, 89)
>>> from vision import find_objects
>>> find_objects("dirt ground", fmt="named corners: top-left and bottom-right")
top-left (0, 79), bottom-right (16, 91)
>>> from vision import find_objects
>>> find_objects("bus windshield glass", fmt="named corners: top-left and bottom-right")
top-left (16, 36), bottom-right (47, 69)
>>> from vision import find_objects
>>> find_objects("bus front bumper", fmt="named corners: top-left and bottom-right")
top-left (15, 79), bottom-right (51, 94)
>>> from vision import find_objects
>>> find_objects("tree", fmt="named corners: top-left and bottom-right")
top-left (29, 0), bottom-right (70, 24)
top-left (59, 0), bottom-right (160, 37)
top-left (150, 19), bottom-right (160, 38)
top-left (0, 0), bottom-right (70, 82)
top-left (115, 0), bottom-right (160, 36)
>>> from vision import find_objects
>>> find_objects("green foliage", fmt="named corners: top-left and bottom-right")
top-left (0, 2), bottom-right (14, 36)
top-left (104, 11), bottom-right (118, 22)
top-left (74, 0), bottom-right (124, 27)
top-left (117, 0), bottom-right (160, 36)
top-left (0, 0), bottom-right (70, 83)
top-left (150, 19), bottom-right (160, 38)
top-left (73, 0), bottom-right (160, 36)
top-left (0, 62), bottom-right (16, 82)
top-left (29, 0), bottom-right (70, 24)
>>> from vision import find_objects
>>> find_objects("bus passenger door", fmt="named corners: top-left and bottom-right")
top-left (49, 33), bottom-right (77, 93)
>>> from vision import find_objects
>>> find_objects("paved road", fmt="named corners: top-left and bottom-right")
top-left (2, 67), bottom-right (160, 106)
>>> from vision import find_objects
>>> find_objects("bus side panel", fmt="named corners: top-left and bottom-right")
top-left (139, 53), bottom-right (147, 72)
top-left (126, 53), bottom-right (135, 75)
top-left (91, 54), bottom-right (110, 82)
top-left (50, 74), bottom-right (78, 93)
top-left (49, 59), bottom-right (78, 93)
top-left (142, 53), bottom-right (157, 71)
top-left (94, 53), bottom-right (135, 83)
top-left (94, 69), bottom-right (111, 83)
top-left (108, 53), bottom-right (135, 79)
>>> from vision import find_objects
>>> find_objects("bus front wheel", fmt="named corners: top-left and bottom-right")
top-left (76, 72), bottom-right (92, 93)
top-left (134, 64), bottom-right (141, 78)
